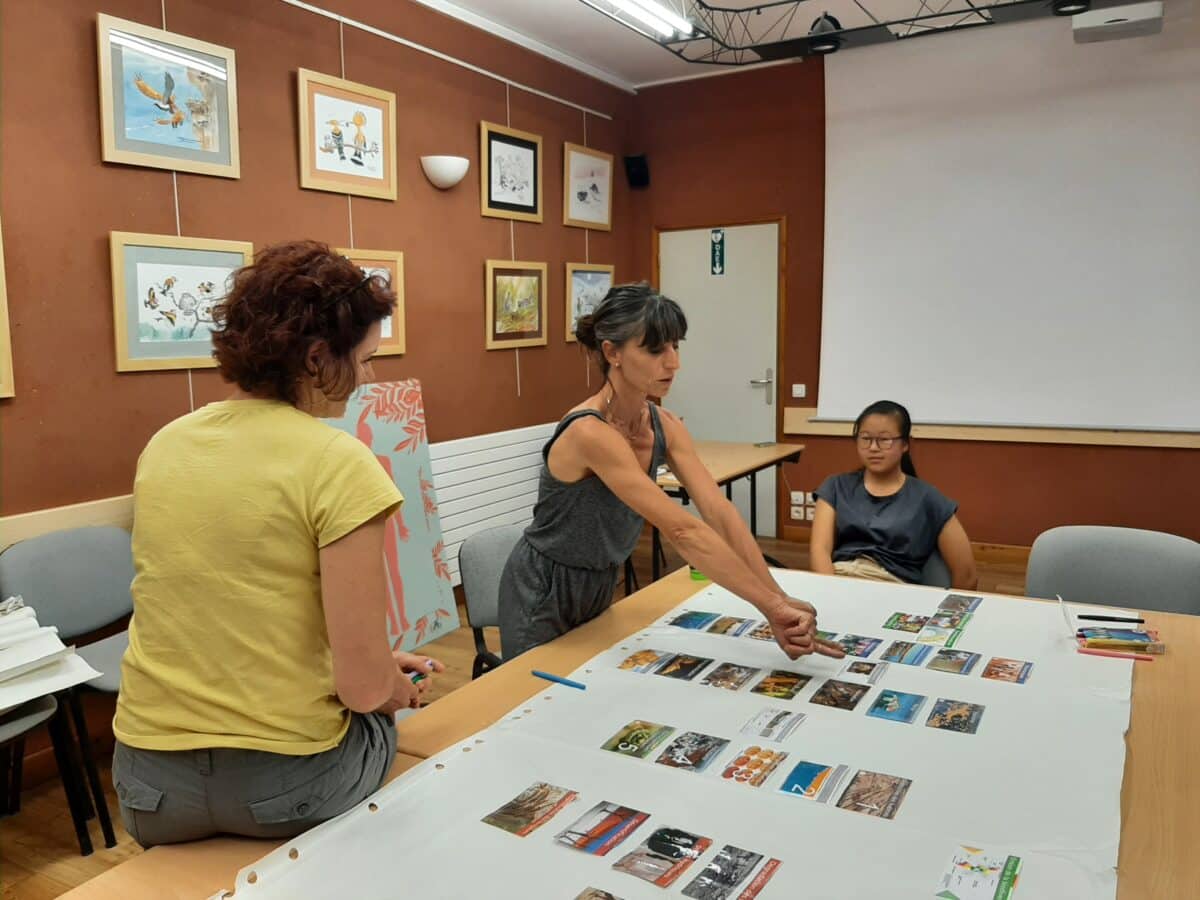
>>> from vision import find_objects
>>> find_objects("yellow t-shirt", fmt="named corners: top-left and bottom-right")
top-left (114, 399), bottom-right (403, 755)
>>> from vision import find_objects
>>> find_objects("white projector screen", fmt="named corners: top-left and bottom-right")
top-left (818, 11), bottom-right (1200, 431)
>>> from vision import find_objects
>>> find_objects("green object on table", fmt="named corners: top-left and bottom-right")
top-left (689, 565), bottom-right (708, 582)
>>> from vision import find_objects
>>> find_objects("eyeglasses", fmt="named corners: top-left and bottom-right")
top-left (856, 435), bottom-right (901, 449)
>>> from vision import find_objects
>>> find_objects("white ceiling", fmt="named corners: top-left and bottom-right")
top-left (410, 0), bottom-right (809, 91)
top-left (412, 0), bottom-right (1026, 92)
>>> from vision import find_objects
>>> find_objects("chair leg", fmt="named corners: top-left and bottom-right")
top-left (48, 703), bottom-right (93, 856)
top-left (8, 738), bottom-right (23, 815)
top-left (0, 744), bottom-right (10, 815)
top-left (472, 654), bottom-right (484, 680)
top-left (67, 690), bottom-right (117, 848)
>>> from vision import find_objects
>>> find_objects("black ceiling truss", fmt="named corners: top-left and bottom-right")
top-left (578, 0), bottom-right (1127, 63)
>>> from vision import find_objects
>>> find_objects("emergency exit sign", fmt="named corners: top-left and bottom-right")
top-left (710, 228), bottom-right (725, 275)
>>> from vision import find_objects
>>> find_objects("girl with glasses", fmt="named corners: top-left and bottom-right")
top-left (809, 400), bottom-right (977, 588)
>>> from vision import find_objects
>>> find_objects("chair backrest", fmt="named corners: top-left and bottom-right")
top-left (919, 550), bottom-right (952, 589)
top-left (1026, 525), bottom-right (1200, 616)
top-left (0, 526), bottom-right (134, 639)
top-left (458, 523), bottom-right (525, 630)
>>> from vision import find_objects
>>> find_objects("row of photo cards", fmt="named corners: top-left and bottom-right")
top-left (618, 647), bottom-right (990, 737)
top-left (481, 782), bottom-right (781, 898)
top-left (601, 717), bottom-right (913, 821)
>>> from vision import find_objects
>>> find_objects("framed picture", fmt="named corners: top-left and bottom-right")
top-left (110, 231), bottom-right (253, 372)
top-left (97, 14), bottom-right (240, 179)
top-left (480, 122), bottom-right (543, 223)
top-left (485, 260), bottom-right (548, 350)
top-left (0, 218), bottom-right (14, 398)
top-left (335, 247), bottom-right (406, 356)
top-left (298, 69), bottom-right (397, 201)
top-left (563, 143), bottom-right (613, 231)
top-left (565, 263), bottom-right (614, 342)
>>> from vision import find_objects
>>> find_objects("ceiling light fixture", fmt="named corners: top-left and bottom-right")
top-left (625, 0), bottom-right (694, 35)
top-left (808, 12), bottom-right (843, 54)
top-left (607, 0), bottom-right (676, 37)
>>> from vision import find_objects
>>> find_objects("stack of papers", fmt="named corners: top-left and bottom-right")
top-left (0, 599), bottom-right (100, 716)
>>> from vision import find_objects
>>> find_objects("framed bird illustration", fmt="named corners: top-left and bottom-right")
top-left (97, 14), bottom-right (241, 179)
top-left (110, 231), bottom-right (253, 372)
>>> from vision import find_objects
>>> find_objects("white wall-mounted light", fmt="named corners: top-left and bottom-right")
top-left (420, 155), bottom-right (469, 190)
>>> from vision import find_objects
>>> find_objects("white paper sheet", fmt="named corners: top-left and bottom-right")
top-left (0, 629), bottom-right (69, 683)
top-left (218, 573), bottom-right (1130, 899)
top-left (0, 653), bottom-right (100, 715)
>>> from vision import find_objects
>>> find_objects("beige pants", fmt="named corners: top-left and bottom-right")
top-left (833, 556), bottom-right (904, 584)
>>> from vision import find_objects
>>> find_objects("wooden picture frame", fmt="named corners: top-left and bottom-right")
top-left (97, 13), bottom-right (241, 179)
top-left (485, 260), bottom-right (548, 349)
top-left (110, 231), bottom-right (253, 372)
top-left (0, 218), bottom-right (14, 398)
top-left (336, 247), bottom-right (406, 356)
top-left (563, 143), bottom-right (613, 231)
top-left (298, 69), bottom-right (397, 201)
top-left (480, 122), bottom-right (543, 223)
top-left (564, 262), bottom-right (614, 342)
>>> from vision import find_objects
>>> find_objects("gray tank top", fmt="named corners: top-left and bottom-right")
top-left (522, 405), bottom-right (668, 570)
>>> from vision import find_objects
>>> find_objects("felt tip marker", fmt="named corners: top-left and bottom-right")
top-left (531, 670), bottom-right (586, 690)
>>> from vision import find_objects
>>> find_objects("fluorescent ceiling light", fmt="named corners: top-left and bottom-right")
top-left (607, 0), bottom-right (676, 37)
top-left (626, 0), bottom-right (693, 35)
top-left (109, 30), bottom-right (227, 80)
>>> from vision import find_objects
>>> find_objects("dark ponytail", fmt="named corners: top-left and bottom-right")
top-left (853, 400), bottom-right (917, 477)
top-left (575, 282), bottom-right (687, 376)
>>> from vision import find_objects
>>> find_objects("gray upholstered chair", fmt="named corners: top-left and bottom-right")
top-left (458, 523), bottom-right (524, 679)
top-left (919, 550), bottom-right (952, 588)
top-left (1026, 525), bottom-right (1200, 615)
top-left (0, 525), bottom-right (131, 850)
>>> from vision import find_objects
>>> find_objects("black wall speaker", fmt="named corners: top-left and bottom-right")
top-left (623, 154), bottom-right (650, 189)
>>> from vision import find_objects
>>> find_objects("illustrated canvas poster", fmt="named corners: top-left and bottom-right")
top-left (135, 261), bottom-right (227, 342)
top-left (324, 380), bottom-right (460, 649)
top-left (564, 143), bottom-right (613, 230)
top-left (122, 51), bottom-right (223, 153)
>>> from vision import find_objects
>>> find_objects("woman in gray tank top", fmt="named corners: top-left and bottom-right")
top-left (498, 284), bottom-right (846, 662)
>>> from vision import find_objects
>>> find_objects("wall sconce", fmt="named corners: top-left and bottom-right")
top-left (420, 155), bottom-right (470, 190)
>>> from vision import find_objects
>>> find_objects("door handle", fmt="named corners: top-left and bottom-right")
top-left (749, 368), bottom-right (774, 405)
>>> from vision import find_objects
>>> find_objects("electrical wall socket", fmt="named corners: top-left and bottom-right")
top-left (791, 384), bottom-right (807, 399)
top-left (790, 506), bottom-right (804, 520)
top-left (807, 492), bottom-right (817, 504)
top-left (790, 491), bottom-right (805, 504)
top-left (805, 506), bottom-right (816, 521)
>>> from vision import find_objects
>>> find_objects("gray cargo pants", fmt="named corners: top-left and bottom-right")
top-left (112, 711), bottom-right (396, 847)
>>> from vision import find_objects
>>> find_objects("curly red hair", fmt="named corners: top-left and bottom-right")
top-left (211, 240), bottom-right (395, 404)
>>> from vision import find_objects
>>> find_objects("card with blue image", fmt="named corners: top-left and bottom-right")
top-left (866, 689), bottom-right (927, 724)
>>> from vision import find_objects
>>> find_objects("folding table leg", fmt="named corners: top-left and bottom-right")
top-left (48, 703), bottom-right (93, 855)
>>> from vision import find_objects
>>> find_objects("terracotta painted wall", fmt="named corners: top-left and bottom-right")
top-left (631, 61), bottom-right (1200, 548)
top-left (0, 0), bottom-right (634, 515)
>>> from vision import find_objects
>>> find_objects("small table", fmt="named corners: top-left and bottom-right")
top-left (643, 441), bottom-right (804, 582)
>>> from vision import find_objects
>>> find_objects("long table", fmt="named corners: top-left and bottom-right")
top-left (65, 568), bottom-right (1197, 898)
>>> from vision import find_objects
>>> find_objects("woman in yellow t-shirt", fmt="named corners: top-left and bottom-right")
top-left (112, 240), bottom-right (443, 847)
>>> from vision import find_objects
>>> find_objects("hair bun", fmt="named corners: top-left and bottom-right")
top-left (575, 313), bottom-right (598, 348)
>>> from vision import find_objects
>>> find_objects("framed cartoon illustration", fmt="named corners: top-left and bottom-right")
top-left (0, 217), bottom-right (13, 398)
top-left (336, 247), bottom-right (405, 356)
top-left (563, 143), bottom-right (613, 231)
top-left (485, 260), bottom-right (547, 350)
top-left (97, 13), bottom-right (240, 178)
top-left (298, 69), bottom-right (397, 201)
top-left (564, 262), bottom-right (614, 342)
top-left (110, 231), bottom-right (252, 372)
top-left (480, 122), bottom-right (542, 222)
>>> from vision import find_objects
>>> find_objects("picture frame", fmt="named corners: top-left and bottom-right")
top-left (298, 69), bottom-right (397, 201)
top-left (0, 217), bottom-right (14, 398)
top-left (563, 143), bottom-right (613, 231)
top-left (96, 13), bottom-right (241, 179)
top-left (335, 247), bottom-right (406, 356)
top-left (485, 260), bottom-right (548, 350)
top-left (110, 231), bottom-right (253, 372)
top-left (565, 262), bottom-right (614, 342)
top-left (480, 122), bottom-right (543, 223)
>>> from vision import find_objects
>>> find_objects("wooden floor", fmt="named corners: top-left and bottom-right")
top-left (0, 538), bottom-right (1026, 898)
